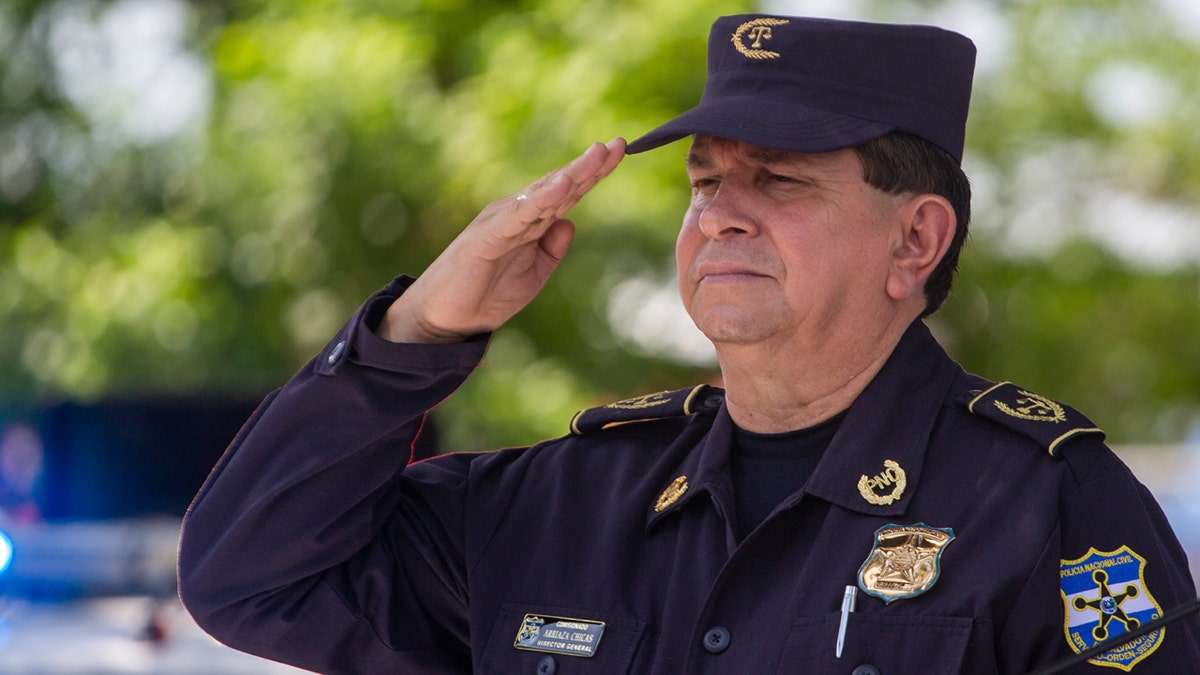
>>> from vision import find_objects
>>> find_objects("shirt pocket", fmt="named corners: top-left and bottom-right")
top-left (477, 603), bottom-right (645, 675)
top-left (777, 611), bottom-right (975, 674)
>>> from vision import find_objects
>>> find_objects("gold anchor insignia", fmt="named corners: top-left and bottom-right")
top-left (857, 459), bottom-right (907, 506)
top-left (654, 475), bottom-right (689, 512)
top-left (731, 18), bottom-right (790, 60)
top-left (994, 389), bottom-right (1067, 423)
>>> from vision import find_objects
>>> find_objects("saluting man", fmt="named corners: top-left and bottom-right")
top-left (179, 14), bottom-right (1199, 674)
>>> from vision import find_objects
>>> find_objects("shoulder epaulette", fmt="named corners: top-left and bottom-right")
top-left (569, 384), bottom-right (723, 435)
top-left (964, 381), bottom-right (1105, 457)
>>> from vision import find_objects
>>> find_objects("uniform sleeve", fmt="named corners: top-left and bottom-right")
top-left (177, 277), bottom-right (490, 674)
top-left (996, 442), bottom-right (1200, 673)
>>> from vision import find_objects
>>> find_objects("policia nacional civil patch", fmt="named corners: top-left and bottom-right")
top-left (1060, 546), bottom-right (1165, 670)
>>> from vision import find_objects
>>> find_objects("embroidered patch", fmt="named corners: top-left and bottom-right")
top-left (1060, 546), bottom-right (1164, 671)
top-left (731, 18), bottom-right (789, 60)
top-left (514, 614), bottom-right (606, 658)
top-left (857, 459), bottom-right (907, 506)
top-left (965, 382), bottom-right (1104, 457)
top-left (994, 388), bottom-right (1067, 422)
top-left (857, 523), bottom-right (954, 603)
top-left (569, 385), bottom-right (718, 435)
top-left (604, 392), bottom-right (674, 411)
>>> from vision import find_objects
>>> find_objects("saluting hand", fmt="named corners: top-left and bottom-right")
top-left (377, 138), bottom-right (626, 343)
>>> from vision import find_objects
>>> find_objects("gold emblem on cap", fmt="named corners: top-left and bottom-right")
top-left (655, 475), bottom-right (689, 512)
top-left (994, 389), bottom-right (1067, 423)
top-left (857, 459), bottom-right (907, 506)
top-left (731, 18), bottom-right (789, 60)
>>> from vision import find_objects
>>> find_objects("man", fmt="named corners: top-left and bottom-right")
top-left (179, 14), bottom-right (1199, 673)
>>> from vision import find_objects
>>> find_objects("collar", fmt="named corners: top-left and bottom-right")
top-left (646, 320), bottom-right (958, 525)
top-left (645, 405), bottom-right (737, 530)
top-left (801, 320), bottom-right (957, 516)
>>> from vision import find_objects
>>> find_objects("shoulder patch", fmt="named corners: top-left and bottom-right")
top-left (964, 382), bottom-right (1105, 457)
top-left (569, 385), bottom-right (722, 435)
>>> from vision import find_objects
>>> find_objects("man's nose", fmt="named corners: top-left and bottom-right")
top-left (697, 184), bottom-right (759, 239)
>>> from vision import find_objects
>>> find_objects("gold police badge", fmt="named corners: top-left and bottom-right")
top-left (858, 523), bottom-right (955, 603)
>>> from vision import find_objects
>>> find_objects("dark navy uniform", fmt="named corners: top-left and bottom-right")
top-left (179, 278), bottom-right (1200, 674)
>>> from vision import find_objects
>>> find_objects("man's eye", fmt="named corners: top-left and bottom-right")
top-left (691, 178), bottom-right (718, 190)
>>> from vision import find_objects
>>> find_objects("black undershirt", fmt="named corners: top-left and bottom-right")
top-left (730, 410), bottom-right (847, 540)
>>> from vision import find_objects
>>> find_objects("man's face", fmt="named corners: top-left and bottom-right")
top-left (677, 136), bottom-right (908, 352)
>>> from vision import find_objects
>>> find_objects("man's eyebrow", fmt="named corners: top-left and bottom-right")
top-left (745, 148), bottom-right (806, 167)
top-left (685, 145), bottom-right (810, 170)
top-left (684, 150), bottom-right (713, 170)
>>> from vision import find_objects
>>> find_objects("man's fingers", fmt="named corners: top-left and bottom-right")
top-left (508, 138), bottom-right (626, 229)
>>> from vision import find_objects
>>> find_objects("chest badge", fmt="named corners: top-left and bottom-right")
top-left (857, 459), bottom-right (907, 505)
top-left (857, 523), bottom-right (955, 603)
top-left (654, 475), bottom-right (689, 512)
top-left (1060, 546), bottom-right (1164, 670)
top-left (514, 614), bottom-right (606, 658)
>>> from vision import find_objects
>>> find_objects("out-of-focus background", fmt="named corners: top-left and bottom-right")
top-left (0, 0), bottom-right (1198, 671)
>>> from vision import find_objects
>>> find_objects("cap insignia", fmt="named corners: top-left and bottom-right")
top-left (731, 18), bottom-right (790, 60)
top-left (858, 523), bottom-right (955, 603)
top-left (857, 459), bottom-right (907, 506)
top-left (654, 475), bottom-right (689, 512)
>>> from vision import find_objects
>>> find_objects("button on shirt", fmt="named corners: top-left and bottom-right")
top-left (178, 278), bottom-right (1200, 674)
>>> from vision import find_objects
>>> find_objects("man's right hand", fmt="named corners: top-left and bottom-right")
top-left (376, 138), bottom-right (626, 343)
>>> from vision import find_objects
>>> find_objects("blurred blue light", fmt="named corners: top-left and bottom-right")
top-left (0, 532), bottom-right (12, 574)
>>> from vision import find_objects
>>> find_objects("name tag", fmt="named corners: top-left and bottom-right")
top-left (514, 614), bottom-right (606, 658)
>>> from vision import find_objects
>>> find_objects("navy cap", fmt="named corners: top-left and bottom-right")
top-left (625, 15), bottom-right (976, 163)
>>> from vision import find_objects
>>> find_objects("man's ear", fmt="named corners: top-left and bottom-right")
top-left (885, 194), bottom-right (956, 303)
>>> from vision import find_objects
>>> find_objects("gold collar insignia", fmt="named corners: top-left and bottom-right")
top-left (857, 459), bottom-right (907, 506)
top-left (654, 475), bottom-right (689, 512)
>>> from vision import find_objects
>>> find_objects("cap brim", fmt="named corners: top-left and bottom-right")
top-left (625, 100), bottom-right (894, 155)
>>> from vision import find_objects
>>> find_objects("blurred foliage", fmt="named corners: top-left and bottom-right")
top-left (1, 0), bottom-right (1199, 449)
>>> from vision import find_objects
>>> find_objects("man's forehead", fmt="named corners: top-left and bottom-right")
top-left (686, 135), bottom-right (850, 169)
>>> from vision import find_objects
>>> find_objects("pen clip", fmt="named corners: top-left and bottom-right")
top-left (836, 585), bottom-right (857, 658)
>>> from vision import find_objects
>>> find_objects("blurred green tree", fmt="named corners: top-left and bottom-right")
top-left (1, 0), bottom-right (1199, 449)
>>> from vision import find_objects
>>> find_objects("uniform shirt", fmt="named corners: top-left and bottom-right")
top-left (731, 412), bottom-right (842, 539)
top-left (178, 277), bottom-right (1200, 674)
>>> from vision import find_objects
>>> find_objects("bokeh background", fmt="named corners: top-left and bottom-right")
top-left (0, 0), bottom-right (1198, 671)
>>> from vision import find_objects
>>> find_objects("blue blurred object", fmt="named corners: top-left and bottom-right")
top-left (0, 519), bottom-right (179, 600)
top-left (0, 531), bottom-right (12, 575)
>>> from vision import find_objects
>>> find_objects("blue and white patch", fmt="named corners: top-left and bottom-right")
top-left (1060, 546), bottom-right (1164, 671)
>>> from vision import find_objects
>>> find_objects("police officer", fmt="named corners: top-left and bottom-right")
top-left (179, 14), bottom-right (1200, 674)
